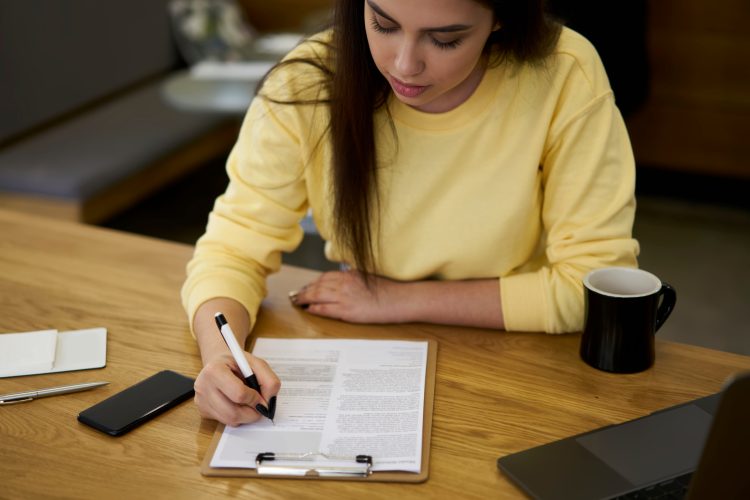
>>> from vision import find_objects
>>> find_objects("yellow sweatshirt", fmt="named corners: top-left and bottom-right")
top-left (181, 27), bottom-right (639, 334)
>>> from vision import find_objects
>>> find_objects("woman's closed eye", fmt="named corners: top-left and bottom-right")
top-left (431, 36), bottom-right (462, 50)
top-left (370, 15), bottom-right (464, 50)
top-left (370, 15), bottom-right (397, 34)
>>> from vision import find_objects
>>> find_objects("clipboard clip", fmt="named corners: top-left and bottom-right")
top-left (255, 452), bottom-right (373, 477)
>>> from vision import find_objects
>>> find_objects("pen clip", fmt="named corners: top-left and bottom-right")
top-left (0, 397), bottom-right (34, 405)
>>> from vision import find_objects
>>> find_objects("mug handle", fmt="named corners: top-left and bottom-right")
top-left (655, 282), bottom-right (677, 332)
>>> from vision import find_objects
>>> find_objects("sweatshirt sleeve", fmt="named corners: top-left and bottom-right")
top-left (500, 47), bottom-right (640, 333)
top-left (180, 46), bottom-right (328, 332)
top-left (180, 100), bottom-right (308, 332)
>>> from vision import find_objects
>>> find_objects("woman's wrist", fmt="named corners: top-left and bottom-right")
top-left (193, 297), bottom-right (252, 366)
top-left (396, 280), bottom-right (444, 324)
top-left (197, 336), bottom-right (230, 366)
top-left (389, 280), bottom-right (429, 323)
top-left (370, 277), bottom-right (424, 323)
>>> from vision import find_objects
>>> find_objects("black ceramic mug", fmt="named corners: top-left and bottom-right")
top-left (580, 267), bottom-right (677, 373)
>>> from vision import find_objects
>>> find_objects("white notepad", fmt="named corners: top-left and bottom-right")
top-left (0, 328), bottom-right (107, 378)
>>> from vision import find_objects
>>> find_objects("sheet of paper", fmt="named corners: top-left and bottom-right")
top-left (210, 338), bottom-right (428, 473)
top-left (0, 329), bottom-right (57, 377)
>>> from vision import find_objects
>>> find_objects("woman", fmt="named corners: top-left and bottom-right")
top-left (182, 0), bottom-right (639, 425)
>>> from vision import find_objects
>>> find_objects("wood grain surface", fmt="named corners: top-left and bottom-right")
top-left (1, 209), bottom-right (748, 498)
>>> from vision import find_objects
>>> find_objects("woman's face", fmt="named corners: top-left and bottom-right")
top-left (363, 0), bottom-right (495, 113)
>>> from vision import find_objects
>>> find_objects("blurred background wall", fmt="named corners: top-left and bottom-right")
top-left (237, 0), bottom-right (332, 32)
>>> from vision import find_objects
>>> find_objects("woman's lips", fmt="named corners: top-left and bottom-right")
top-left (389, 76), bottom-right (428, 98)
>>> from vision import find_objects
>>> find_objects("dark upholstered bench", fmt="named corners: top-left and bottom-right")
top-left (0, 0), bottom-right (239, 223)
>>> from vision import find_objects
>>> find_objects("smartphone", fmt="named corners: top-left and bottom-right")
top-left (78, 370), bottom-right (195, 436)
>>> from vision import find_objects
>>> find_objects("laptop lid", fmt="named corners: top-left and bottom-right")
top-left (497, 372), bottom-right (750, 500)
top-left (686, 372), bottom-right (750, 499)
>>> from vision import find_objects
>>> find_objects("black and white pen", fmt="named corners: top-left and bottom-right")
top-left (214, 312), bottom-right (275, 422)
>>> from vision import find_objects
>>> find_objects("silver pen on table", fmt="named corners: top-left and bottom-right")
top-left (0, 381), bottom-right (109, 405)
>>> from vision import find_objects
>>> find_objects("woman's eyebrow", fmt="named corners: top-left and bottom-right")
top-left (367, 0), bottom-right (398, 24)
top-left (367, 0), bottom-right (473, 33)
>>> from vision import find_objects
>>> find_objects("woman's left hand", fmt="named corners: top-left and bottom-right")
top-left (289, 270), bottom-right (408, 323)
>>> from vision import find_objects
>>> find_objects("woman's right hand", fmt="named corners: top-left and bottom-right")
top-left (191, 297), bottom-right (281, 426)
top-left (194, 350), bottom-right (280, 427)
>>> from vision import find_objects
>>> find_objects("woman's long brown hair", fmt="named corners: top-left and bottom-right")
top-left (258, 0), bottom-right (561, 275)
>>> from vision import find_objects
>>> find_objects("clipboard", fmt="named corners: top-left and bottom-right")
top-left (200, 338), bottom-right (437, 482)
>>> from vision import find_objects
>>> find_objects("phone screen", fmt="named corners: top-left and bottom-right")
top-left (78, 370), bottom-right (195, 436)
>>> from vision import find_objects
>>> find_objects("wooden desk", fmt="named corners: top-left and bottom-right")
top-left (1, 209), bottom-right (749, 498)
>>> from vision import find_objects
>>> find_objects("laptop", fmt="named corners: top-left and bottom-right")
top-left (497, 372), bottom-right (750, 499)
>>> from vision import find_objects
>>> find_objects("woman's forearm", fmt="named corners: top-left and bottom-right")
top-left (395, 278), bottom-right (505, 329)
top-left (294, 271), bottom-right (505, 329)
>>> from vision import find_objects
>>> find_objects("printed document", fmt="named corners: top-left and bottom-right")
top-left (210, 338), bottom-right (428, 472)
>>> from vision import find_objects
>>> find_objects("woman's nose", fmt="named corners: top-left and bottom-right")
top-left (394, 39), bottom-right (424, 77)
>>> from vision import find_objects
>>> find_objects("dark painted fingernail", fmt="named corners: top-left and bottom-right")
top-left (255, 404), bottom-right (270, 418)
top-left (269, 396), bottom-right (277, 419)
